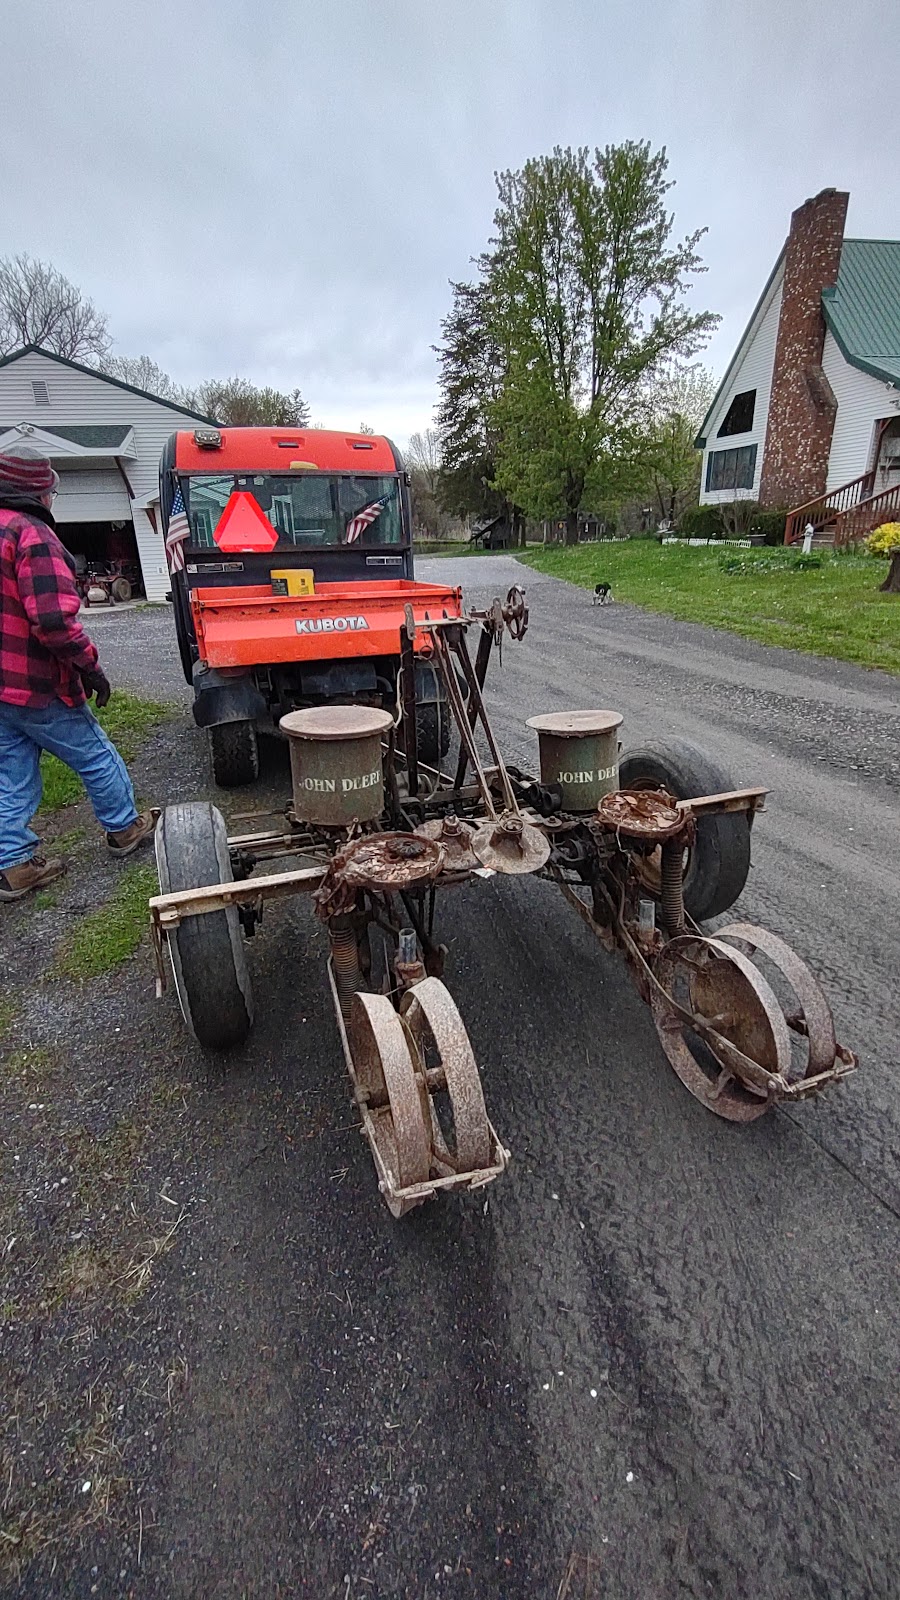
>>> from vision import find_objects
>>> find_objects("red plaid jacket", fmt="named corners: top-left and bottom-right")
top-left (0, 506), bottom-right (98, 708)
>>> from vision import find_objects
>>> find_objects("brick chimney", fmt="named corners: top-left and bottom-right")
top-left (758, 187), bottom-right (848, 508)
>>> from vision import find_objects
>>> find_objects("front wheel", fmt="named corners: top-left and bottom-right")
top-left (155, 802), bottom-right (253, 1049)
top-left (618, 739), bottom-right (751, 922)
top-left (208, 720), bottom-right (259, 787)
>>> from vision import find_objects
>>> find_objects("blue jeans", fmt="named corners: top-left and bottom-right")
top-left (0, 700), bottom-right (138, 870)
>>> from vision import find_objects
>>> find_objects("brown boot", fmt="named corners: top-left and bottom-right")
top-left (106, 811), bottom-right (158, 857)
top-left (0, 855), bottom-right (67, 901)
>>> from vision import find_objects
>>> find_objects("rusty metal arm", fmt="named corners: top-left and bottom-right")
top-left (450, 629), bottom-right (519, 815)
top-left (453, 622), bottom-right (494, 791)
top-left (150, 865), bottom-right (326, 930)
top-left (431, 630), bottom-right (499, 819)
top-left (676, 787), bottom-right (768, 817)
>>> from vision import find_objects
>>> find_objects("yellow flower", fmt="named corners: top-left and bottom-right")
top-left (866, 522), bottom-right (900, 556)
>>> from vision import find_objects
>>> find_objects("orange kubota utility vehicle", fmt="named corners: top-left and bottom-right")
top-left (160, 426), bottom-right (461, 786)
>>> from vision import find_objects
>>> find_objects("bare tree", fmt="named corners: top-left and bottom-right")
top-left (405, 428), bottom-right (442, 493)
top-left (0, 254), bottom-right (110, 362)
top-left (195, 376), bottom-right (310, 427)
top-left (641, 363), bottom-right (717, 524)
top-left (101, 353), bottom-right (193, 405)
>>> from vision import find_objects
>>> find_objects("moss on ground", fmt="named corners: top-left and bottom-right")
top-left (47, 824), bottom-right (88, 852)
top-left (0, 994), bottom-right (18, 1039)
top-left (1, 1046), bottom-right (56, 1085)
top-left (57, 863), bottom-right (158, 981)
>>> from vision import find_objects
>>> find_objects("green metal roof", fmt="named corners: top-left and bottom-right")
top-left (696, 235), bottom-right (900, 448)
top-left (821, 239), bottom-right (900, 387)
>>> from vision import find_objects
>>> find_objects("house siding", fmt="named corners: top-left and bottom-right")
top-left (700, 272), bottom-right (783, 504)
top-left (0, 350), bottom-right (196, 602)
top-left (822, 330), bottom-right (900, 490)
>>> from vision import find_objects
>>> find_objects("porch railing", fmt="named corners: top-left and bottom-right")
top-left (784, 471), bottom-right (875, 544)
top-left (832, 481), bottom-right (900, 546)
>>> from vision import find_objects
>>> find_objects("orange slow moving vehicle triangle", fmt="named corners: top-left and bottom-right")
top-left (213, 490), bottom-right (280, 553)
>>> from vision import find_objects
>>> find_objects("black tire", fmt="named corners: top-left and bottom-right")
top-left (618, 739), bottom-right (751, 921)
top-left (171, 573), bottom-right (198, 684)
top-left (415, 701), bottom-right (450, 766)
top-left (208, 721), bottom-right (259, 787)
top-left (155, 802), bottom-right (253, 1050)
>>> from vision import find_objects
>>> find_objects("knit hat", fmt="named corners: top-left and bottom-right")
top-left (0, 445), bottom-right (60, 499)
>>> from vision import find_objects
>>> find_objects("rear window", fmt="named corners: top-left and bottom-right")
top-left (183, 472), bottom-right (403, 549)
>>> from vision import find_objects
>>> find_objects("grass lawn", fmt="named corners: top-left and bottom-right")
top-left (57, 862), bottom-right (159, 980)
top-left (39, 691), bottom-right (172, 813)
top-left (519, 543), bottom-right (900, 674)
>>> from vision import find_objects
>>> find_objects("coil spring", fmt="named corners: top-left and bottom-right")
top-left (330, 921), bottom-right (363, 1022)
top-left (660, 839), bottom-right (685, 934)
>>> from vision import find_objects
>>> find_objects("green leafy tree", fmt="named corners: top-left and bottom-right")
top-left (485, 143), bottom-right (717, 543)
top-left (435, 278), bottom-right (509, 527)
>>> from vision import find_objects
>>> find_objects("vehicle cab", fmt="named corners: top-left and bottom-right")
top-left (159, 426), bottom-right (455, 785)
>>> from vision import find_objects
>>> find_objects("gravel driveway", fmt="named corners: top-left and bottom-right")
top-left (2, 564), bottom-right (897, 1600)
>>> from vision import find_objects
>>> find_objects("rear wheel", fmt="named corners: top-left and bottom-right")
top-left (110, 576), bottom-right (132, 602)
top-left (208, 720), bottom-right (259, 787)
top-left (415, 701), bottom-right (450, 766)
top-left (618, 740), bottom-right (751, 922)
top-left (155, 802), bottom-right (253, 1050)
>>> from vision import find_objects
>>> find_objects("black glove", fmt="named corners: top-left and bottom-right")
top-left (82, 666), bottom-right (112, 709)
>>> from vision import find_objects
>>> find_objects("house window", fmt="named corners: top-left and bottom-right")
top-left (717, 389), bottom-right (756, 437)
top-left (31, 380), bottom-right (50, 406)
top-left (705, 444), bottom-right (758, 493)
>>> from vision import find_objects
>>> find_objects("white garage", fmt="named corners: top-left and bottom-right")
top-left (0, 345), bottom-right (212, 602)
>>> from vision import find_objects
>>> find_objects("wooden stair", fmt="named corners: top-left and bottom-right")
top-left (785, 474), bottom-right (900, 546)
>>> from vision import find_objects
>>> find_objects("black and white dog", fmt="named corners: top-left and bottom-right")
top-left (591, 582), bottom-right (613, 606)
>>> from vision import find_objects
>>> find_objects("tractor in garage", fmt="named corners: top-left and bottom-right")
top-left (148, 573), bottom-right (857, 1218)
top-left (160, 424), bottom-right (453, 787)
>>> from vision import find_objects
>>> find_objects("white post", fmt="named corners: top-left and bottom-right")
top-left (802, 522), bottom-right (815, 554)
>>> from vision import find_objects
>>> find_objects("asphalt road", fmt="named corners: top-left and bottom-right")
top-left (30, 566), bottom-right (900, 1598)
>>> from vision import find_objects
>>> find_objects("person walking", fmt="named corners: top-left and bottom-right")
top-left (0, 445), bottom-right (155, 901)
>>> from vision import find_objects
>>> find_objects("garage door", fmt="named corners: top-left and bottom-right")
top-left (55, 468), bottom-right (131, 523)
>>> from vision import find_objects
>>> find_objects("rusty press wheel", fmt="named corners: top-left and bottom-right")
top-left (651, 934), bottom-right (792, 1121)
top-left (348, 991), bottom-right (431, 1216)
top-left (716, 923), bottom-right (839, 1081)
top-left (400, 978), bottom-right (492, 1173)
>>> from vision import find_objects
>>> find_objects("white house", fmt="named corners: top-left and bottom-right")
top-left (0, 346), bottom-right (212, 601)
top-left (696, 189), bottom-right (900, 540)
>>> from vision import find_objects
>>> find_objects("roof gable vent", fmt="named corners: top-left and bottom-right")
top-left (31, 380), bottom-right (50, 407)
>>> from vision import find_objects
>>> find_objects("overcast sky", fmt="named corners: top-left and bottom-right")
top-left (4, 0), bottom-right (900, 440)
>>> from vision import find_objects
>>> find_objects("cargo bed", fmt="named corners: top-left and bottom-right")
top-left (190, 580), bottom-right (464, 669)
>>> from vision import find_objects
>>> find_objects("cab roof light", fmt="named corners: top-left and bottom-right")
top-left (352, 440), bottom-right (375, 449)
top-left (194, 427), bottom-right (222, 449)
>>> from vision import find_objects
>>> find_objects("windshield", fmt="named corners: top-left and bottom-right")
top-left (182, 472), bottom-right (403, 549)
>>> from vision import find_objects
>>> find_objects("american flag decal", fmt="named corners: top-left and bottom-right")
top-left (345, 495), bottom-right (389, 544)
top-left (165, 484), bottom-right (190, 572)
